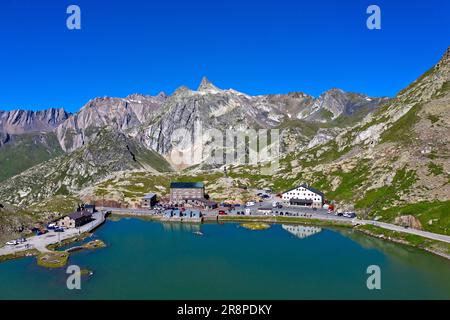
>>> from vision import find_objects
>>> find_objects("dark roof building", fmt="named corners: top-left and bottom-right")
top-left (170, 182), bottom-right (205, 202)
top-left (83, 204), bottom-right (96, 213)
top-left (170, 182), bottom-right (205, 189)
top-left (59, 211), bottom-right (93, 228)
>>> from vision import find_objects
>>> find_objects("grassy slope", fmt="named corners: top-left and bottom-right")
top-left (0, 132), bottom-right (64, 182)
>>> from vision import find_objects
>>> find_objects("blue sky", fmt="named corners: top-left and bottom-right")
top-left (0, 0), bottom-right (449, 112)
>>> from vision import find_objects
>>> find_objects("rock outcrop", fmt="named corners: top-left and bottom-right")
top-left (394, 215), bottom-right (423, 230)
top-left (55, 94), bottom-right (167, 152)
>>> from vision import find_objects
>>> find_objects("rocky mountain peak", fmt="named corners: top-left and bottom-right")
top-left (197, 77), bottom-right (221, 93)
top-left (435, 46), bottom-right (450, 73)
top-left (156, 91), bottom-right (168, 100)
top-left (172, 86), bottom-right (192, 96)
top-left (438, 46), bottom-right (450, 64)
top-left (0, 108), bottom-right (70, 134)
top-left (397, 46), bottom-right (450, 102)
top-left (324, 88), bottom-right (345, 95)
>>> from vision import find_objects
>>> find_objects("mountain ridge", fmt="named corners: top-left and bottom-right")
top-left (0, 47), bottom-right (448, 236)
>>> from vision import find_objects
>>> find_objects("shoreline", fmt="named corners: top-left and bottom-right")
top-left (355, 225), bottom-right (450, 262)
top-left (2, 212), bottom-right (450, 264)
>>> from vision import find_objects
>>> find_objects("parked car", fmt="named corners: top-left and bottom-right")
top-left (54, 227), bottom-right (65, 232)
top-left (246, 202), bottom-right (256, 207)
top-left (6, 240), bottom-right (18, 246)
top-left (343, 212), bottom-right (357, 218)
top-left (218, 210), bottom-right (227, 215)
top-left (47, 223), bottom-right (57, 230)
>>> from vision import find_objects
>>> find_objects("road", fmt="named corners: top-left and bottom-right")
top-left (360, 219), bottom-right (450, 244)
top-left (0, 211), bottom-right (107, 257)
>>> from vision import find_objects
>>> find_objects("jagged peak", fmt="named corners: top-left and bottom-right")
top-left (0, 107), bottom-right (68, 115)
top-left (197, 77), bottom-right (221, 93)
top-left (324, 88), bottom-right (345, 94)
top-left (172, 85), bottom-right (192, 96)
top-left (125, 92), bottom-right (168, 102)
top-left (156, 91), bottom-right (168, 99)
top-left (436, 46), bottom-right (450, 69)
top-left (318, 88), bottom-right (346, 99)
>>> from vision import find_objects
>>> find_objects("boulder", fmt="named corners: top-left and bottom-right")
top-left (394, 215), bottom-right (423, 230)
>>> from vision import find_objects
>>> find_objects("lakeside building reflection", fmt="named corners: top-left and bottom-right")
top-left (282, 225), bottom-right (322, 239)
top-left (161, 222), bottom-right (201, 233)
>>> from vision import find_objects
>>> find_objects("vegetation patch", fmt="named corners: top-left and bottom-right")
top-left (377, 201), bottom-right (450, 236)
top-left (240, 222), bottom-right (271, 231)
top-left (0, 133), bottom-right (64, 182)
top-left (428, 162), bottom-right (444, 176)
top-left (80, 269), bottom-right (94, 277)
top-left (380, 104), bottom-right (421, 144)
top-left (427, 114), bottom-right (440, 124)
top-left (0, 249), bottom-right (39, 264)
top-left (326, 160), bottom-right (370, 202)
top-left (37, 251), bottom-right (69, 269)
top-left (355, 167), bottom-right (417, 216)
top-left (83, 239), bottom-right (106, 250)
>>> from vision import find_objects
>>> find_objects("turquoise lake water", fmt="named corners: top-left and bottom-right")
top-left (0, 217), bottom-right (450, 300)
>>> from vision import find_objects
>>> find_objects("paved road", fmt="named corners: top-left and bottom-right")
top-left (360, 219), bottom-right (450, 244)
top-left (0, 211), bottom-right (106, 257)
top-left (100, 207), bottom-right (152, 215)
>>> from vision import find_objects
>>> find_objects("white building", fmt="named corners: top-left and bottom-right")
top-left (282, 184), bottom-right (324, 209)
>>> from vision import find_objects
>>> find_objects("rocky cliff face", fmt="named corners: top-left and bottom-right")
top-left (0, 108), bottom-right (69, 134)
top-left (0, 132), bottom-right (10, 147)
top-left (140, 77), bottom-right (385, 164)
top-left (55, 93), bottom-right (167, 152)
top-left (1, 79), bottom-right (384, 161)
top-left (0, 76), bottom-right (386, 206)
top-left (298, 89), bottom-right (387, 122)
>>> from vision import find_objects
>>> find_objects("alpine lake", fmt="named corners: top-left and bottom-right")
top-left (1, 216), bottom-right (450, 300)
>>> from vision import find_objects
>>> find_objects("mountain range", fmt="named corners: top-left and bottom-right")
top-left (0, 47), bottom-right (449, 242)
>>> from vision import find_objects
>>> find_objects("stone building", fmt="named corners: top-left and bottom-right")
top-left (170, 182), bottom-right (205, 202)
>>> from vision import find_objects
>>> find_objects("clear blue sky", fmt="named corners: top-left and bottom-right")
top-left (0, 0), bottom-right (449, 112)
